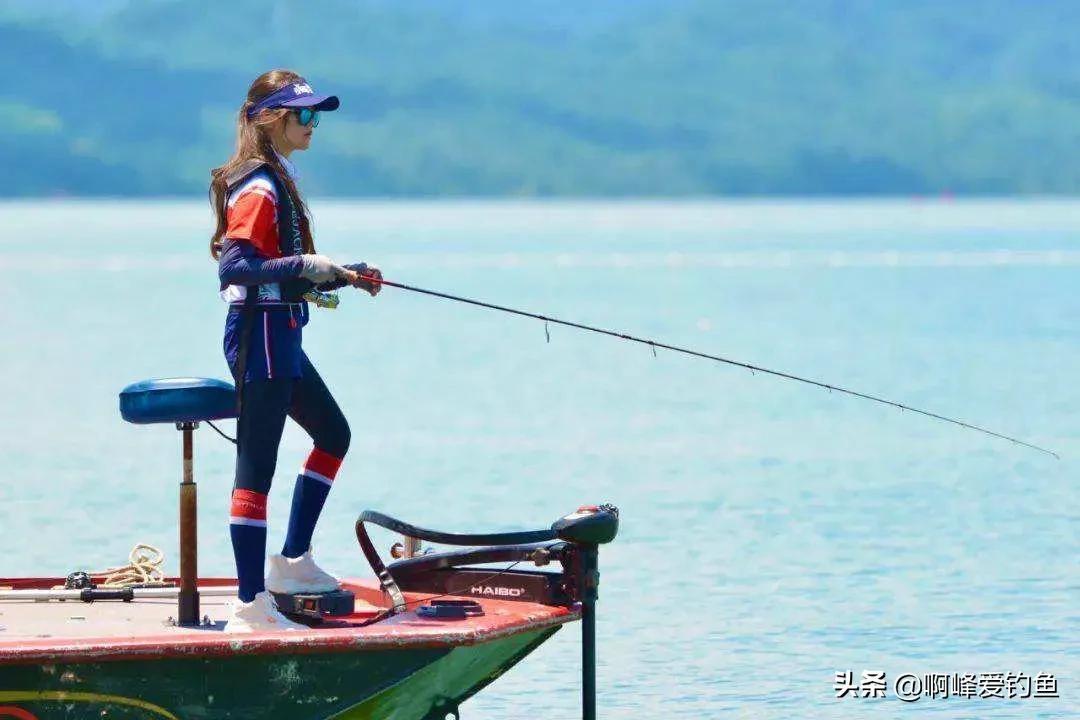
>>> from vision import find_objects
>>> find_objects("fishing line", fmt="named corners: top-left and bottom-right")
top-left (369, 276), bottom-right (1058, 459)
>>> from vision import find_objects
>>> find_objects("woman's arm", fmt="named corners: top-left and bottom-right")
top-left (218, 239), bottom-right (304, 286)
top-left (219, 241), bottom-right (349, 289)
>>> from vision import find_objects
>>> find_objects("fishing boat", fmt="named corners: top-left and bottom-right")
top-left (0, 378), bottom-right (618, 719)
top-left (3, 268), bottom-right (1048, 720)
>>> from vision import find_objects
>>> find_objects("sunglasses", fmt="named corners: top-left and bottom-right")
top-left (292, 108), bottom-right (321, 128)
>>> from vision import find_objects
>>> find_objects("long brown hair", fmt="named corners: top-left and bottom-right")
top-left (209, 69), bottom-right (314, 259)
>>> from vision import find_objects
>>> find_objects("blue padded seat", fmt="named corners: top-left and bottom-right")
top-left (120, 378), bottom-right (238, 425)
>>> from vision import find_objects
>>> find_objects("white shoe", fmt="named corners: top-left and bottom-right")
top-left (265, 550), bottom-right (340, 594)
top-left (224, 590), bottom-right (308, 633)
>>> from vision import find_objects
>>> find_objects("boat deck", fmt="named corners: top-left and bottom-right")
top-left (0, 576), bottom-right (578, 665)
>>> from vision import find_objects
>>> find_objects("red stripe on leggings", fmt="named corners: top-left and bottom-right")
top-left (304, 447), bottom-right (343, 480)
top-left (230, 488), bottom-right (267, 520)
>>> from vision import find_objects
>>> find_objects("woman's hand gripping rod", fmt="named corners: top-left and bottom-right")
top-left (302, 263), bottom-right (383, 308)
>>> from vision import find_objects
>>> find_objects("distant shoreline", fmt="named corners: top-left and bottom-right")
top-left (3, 194), bottom-right (1080, 203)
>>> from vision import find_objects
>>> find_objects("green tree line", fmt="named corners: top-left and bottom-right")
top-left (3, 0), bottom-right (1079, 196)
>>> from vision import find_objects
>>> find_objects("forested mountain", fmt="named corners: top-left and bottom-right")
top-left (4, 1), bottom-right (1079, 196)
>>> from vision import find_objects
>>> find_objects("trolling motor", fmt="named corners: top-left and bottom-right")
top-left (355, 504), bottom-right (619, 720)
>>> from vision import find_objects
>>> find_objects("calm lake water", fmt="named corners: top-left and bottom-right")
top-left (1, 199), bottom-right (1077, 718)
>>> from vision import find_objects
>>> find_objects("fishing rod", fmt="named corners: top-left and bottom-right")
top-left (356, 276), bottom-right (1057, 459)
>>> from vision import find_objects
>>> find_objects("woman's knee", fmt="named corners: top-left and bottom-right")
top-left (318, 415), bottom-right (350, 459)
top-left (335, 419), bottom-right (351, 458)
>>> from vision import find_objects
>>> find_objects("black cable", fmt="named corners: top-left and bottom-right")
top-left (358, 510), bottom-right (556, 547)
top-left (352, 560), bottom-right (526, 628)
top-left (376, 277), bottom-right (1058, 459)
top-left (206, 420), bottom-right (237, 445)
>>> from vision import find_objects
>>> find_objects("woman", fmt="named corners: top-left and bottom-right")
top-left (209, 70), bottom-right (381, 632)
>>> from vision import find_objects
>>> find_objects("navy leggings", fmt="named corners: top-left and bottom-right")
top-left (233, 352), bottom-right (350, 494)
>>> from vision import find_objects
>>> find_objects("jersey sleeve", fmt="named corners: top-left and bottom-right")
top-left (225, 174), bottom-right (280, 257)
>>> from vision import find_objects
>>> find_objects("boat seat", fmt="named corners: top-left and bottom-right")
top-left (118, 376), bottom-right (238, 626)
top-left (119, 377), bottom-right (237, 425)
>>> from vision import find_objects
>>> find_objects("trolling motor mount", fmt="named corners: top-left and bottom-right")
top-left (354, 504), bottom-right (618, 720)
top-left (354, 504), bottom-right (618, 612)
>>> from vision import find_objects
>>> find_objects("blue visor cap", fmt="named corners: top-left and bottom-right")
top-left (247, 81), bottom-right (340, 118)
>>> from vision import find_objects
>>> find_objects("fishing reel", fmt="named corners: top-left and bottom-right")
top-left (302, 289), bottom-right (340, 309)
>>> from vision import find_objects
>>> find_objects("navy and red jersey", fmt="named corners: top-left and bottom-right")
top-left (221, 169), bottom-right (286, 303)
top-left (218, 164), bottom-right (308, 382)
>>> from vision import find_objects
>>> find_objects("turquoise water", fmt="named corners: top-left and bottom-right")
top-left (1, 199), bottom-right (1077, 718)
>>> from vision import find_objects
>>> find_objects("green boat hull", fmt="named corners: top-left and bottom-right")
top-left (0, 627), bottom-right (558, 720)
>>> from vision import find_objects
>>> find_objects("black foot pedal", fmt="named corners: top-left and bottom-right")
top-left (273, 589), bottom-right (356, 620)
top-left (417, 599), bottom-right (484, 619)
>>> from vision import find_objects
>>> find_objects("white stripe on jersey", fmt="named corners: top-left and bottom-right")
top-left (219, 284), bottom-right (283, 303)
top-left (221, 169), bottom-right (283, 304)
top-left (220, 284), bottom-right (246, 303)
top-left (226, 173), bottom-right (278, 208)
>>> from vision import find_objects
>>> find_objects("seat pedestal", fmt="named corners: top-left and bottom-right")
top-left (178, 421), bottom-right (199, 626)
top-left (120, 377), bottom-right (238, 628)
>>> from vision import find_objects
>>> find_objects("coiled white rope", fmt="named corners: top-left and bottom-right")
top-left (95, 544), bottom-right (169, 588)
top-left (50, 544), bottom-right (170, 590)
